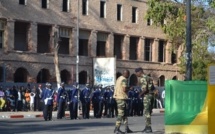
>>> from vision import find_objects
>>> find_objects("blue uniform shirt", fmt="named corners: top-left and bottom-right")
top-left (68, 86), bottom-right (78, 103)
top-left (57, 87), bottom-right (67, 103)
top-left (80, 87), bottom-right (90, 103)
top-left (42, 88), bottom-right (54, 105)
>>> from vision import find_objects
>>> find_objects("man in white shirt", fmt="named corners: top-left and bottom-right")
top-left (30, 92), bottom-right (36, 111)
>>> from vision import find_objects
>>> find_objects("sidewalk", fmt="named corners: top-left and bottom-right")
top-left (0, 109), bottom-right (164, 119)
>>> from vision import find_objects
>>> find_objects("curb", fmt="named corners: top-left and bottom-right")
top-left (0, 109), bottom-right (164, 119)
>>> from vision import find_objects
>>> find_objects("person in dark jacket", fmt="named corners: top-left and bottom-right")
top-left (57, 82), bottom-right (67, 119)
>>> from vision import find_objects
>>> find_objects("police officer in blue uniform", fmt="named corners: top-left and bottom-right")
top-left (80, 84), bottom-right (91, 119)
top-left (128, 88), bottom-right (134, 116)
top-left (57, 82), bottom-right (67, 119)
top-left (68, 83), bottom-right (79, 120)
top-left (91, 86), bottom-right (99, 118)
top-left (106, 86), bottom-right (115, 118)
top-left (97, 85), bottom-right (104, 118)
top-left (103, 86), bottom-right (109, 117)
top-left (42, 83), bottom-right (54, 121)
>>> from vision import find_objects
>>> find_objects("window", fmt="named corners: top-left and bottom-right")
top-left (41, 0), bottom-right (49, 9)
top-left (62, 0), bottom-right (70, 12)
top-left (37, 24), bottom-right (51, 53)
top-left (79, 39), bottom-right (88, 56)
top-left (117, 4), bottom-right (122, 21)
top-left (114, 35), bottom-right (123, 59)
top-left (59, 27), bottom-right (71, 54)
top-left (79, 30), bottom-right (90, 56)
top-left (129, 37), bottom-right (138, 60)
top-left (0, 20), bottom-right (5, 49)
top-left (147, 18), bottom-right (152, 26)
top-left (0, 31), bottom-right (3, 49)
top-left (82, 0), bottom-right (88, 15)
top-left (144, 39), bottom-right (152, 61)
top-left (19, 0), bottom-right (27, 5)
top-left (14, 22), bottom-right (29, 51)
top-left (100, 1), bottom-right (106, 18)
top-left (171, 51), bottom-right (177, 64)
top-left (158, 40), bottom-right (165, 62)
top-left (0, 67), bottom-right (3, 82)
top-left (97, 32), bottom-right (107, 56)
top-left (132, 7), bottom-right (137, 23)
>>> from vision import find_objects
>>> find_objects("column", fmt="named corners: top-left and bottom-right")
top-left (165, 41), bottom-right (172, 64)
top-left (89, 30), bottom-right (97, 57)
top-left (50, 25), bottom-right (58, 53)
top-left (70, 28), bottom-right (77, 56)
top-left (6, 19), bottom-right (15, 52)
top-left (122, 34), bottom-right (129, 60)
top-left (177, 44), bottom-right (183, 64)
top-left (152, 38), bottom-right (159, 62)
top-left (106, 32), bottom-right (114, 57)
top-left (137, 36), bottom-right (145, 61)
top-left (28, 22), bottom-right (37, 52)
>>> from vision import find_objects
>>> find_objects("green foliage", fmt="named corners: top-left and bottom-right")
top-left (146, 0), bottom-right (215, 80)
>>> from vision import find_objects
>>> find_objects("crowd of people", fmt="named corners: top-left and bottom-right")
top-left (0, 84), bottom-right (45, 112)
top-left (0, 67), bottom-right (162, 133)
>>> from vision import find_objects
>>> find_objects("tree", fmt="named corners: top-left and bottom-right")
top-left (146, 0), bottom-right (215, 80)
top-left (53, 31), bottom-right (61, 88)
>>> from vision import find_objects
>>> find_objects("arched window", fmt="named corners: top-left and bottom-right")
top-left (14, 67), bottom-right (29, 82)
top-left (79, 71), bottom-right (87, 84)
top-left (159, 75), bottom-right (165, 87)
top-left (61, 69), bottom-right (71, 84)
top-left (37, 68), bottom-right (50, 83)
top-left (172, 76), bottom-right (177, 80)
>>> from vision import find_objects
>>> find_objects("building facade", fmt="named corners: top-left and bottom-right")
top-left (0, 0), bottom-right (183, 86)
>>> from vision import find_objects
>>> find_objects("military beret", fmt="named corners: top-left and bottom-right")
top-left (135, 67), bottom-right (143, 72)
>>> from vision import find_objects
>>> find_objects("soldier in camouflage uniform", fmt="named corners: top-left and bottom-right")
top-left (113, 70), bottom-right (133, 134)
top-left (135, 67), bottom-right (153, 133)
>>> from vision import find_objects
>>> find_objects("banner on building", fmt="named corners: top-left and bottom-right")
top-left (93, 57), bottom-right (116, 87)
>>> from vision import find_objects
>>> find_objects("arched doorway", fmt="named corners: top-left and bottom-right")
top-left (159, 75), bottom-right (165, 87)
top-left (116, 72), bottom-right (122, 79)
top-left (61, 69), bottom-right (71, 84)
top-left (14, 67), bottom-right (29, 82)
top-left (37, 68), bottom-right (50, 83)
top-left (172, 76), bottom-right (177, 80)
top-left (129, 74), bottom-right (138, 86)
top-left (79, 71), bottom-right (87, 84)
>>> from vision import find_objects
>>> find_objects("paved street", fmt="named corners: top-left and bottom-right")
top-left (0, 113), bottom-right (164, 134)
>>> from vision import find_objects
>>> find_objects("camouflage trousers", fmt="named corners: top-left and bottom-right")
top-left (143, 94), bottom-right (153, 127)
top-left (115, 99), bottom-right (128, 127)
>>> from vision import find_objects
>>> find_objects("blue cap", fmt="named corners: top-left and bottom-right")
top-left (135, 67), bottom-right (143, 73)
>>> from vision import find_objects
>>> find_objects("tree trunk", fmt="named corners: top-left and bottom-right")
top-left (54, 31), bottom-right (61, 88)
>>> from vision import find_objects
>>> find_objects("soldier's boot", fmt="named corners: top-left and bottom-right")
top-left (125, 125), bottom-right (133, 133)
top-left (142, 126), bottom-right (152, 133)
top-left (114, 126), bottom-right (125, 134)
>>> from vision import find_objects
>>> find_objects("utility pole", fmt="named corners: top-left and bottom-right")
top-left (185, 0), bottom-right (192, 80)
top-left (76, 0), bottom-right (80, 117)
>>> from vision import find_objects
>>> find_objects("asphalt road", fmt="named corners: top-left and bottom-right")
top-left (0, 113), bottom-right (164, 134)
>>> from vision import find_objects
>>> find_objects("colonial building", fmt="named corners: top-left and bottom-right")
top-left (0, 0), bottom-right (182, 86)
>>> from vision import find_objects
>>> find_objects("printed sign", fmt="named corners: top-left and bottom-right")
top-left (93, 57), bottom-right (116, 87)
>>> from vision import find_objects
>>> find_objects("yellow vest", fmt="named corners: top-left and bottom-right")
top-left (113, 76), bottom-right (128, 99)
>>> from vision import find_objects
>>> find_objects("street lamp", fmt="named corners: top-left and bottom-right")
top-left (185, 0), bottom-right (192, 80)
